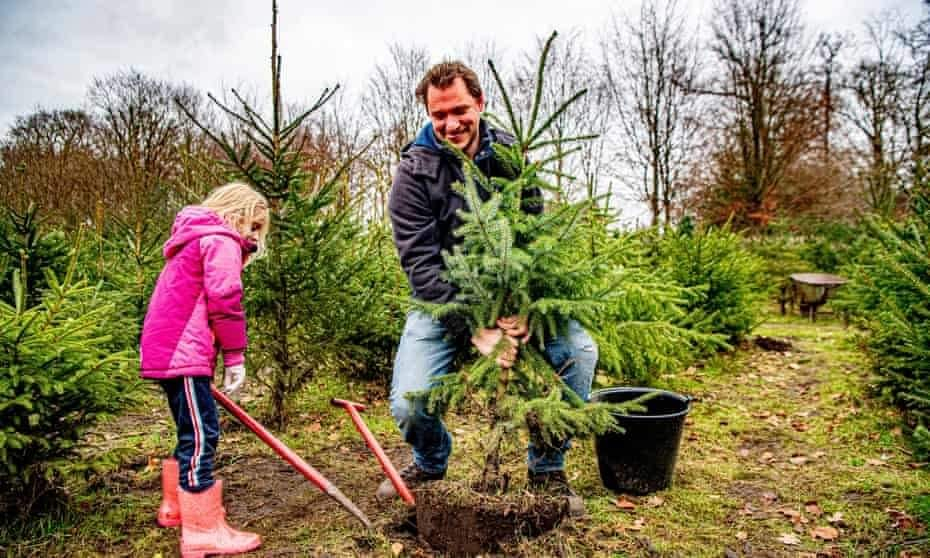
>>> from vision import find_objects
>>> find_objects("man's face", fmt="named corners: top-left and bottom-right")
top-left (426, 77), bottom-right (485, 158)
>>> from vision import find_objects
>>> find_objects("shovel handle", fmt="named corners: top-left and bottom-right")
top-left (331, 398), bottom-right (415, 506)
top-left (211, 386), bottom-right (372, 529)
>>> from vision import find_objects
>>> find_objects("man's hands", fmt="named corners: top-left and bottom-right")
top-left (223, 364), bottom-right (246, 395)
top-left (470, 315), bottom-right (529, 369)
top-left (496, 315), bottom-right (530, 344)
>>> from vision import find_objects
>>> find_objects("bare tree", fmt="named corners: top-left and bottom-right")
top-left (88, 69), bottom-right (203, 226)
top-left (694, 0), bottom-right (821, 227)
top-left (603, 0), bottom-right (701, 227)
top-left (898, 13), bottom-right (930, 187)
top-left (360, 43), bottom-right (430, 221)
top-left (815, 32), bottom-right (848, 162)
top-left (0, 109), bottom-right (99, 225)
top-left (509, 30), bottom-right (605, 203)
top-left (841, 13), bottom-right (908, 215)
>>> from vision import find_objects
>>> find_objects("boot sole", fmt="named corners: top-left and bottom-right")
top-left (180, 538), bottom-right (261, 558)
top-left (181, 538), bottom-right (262, 558)
top-left (156, 517), bottom-right (181, 528)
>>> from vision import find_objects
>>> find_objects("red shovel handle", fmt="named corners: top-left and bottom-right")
top-left (211, 386), bottom-right (372, 529)
top-left (331, 398), bottom-right (415, 506)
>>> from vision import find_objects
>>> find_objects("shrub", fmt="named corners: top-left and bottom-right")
top-left (0, 204), bottom-right (70, 306)
top-left (651, 220), bottom-right (765, 342)
top-left (836, 195), bottom-right (930, 459)
top-left (0, 265), bottom-right (137, 514)
top-left (589, 228), bottom-right (726, 385)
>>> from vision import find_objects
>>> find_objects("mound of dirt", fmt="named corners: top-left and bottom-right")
top-left (754, 336), bottom-right (793, 352)
top-left (415, 480), bottom-right (567, 556)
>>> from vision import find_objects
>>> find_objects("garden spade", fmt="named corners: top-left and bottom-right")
top-left (210, 386), bottom-right (372, 529)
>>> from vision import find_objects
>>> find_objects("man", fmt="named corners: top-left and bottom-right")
top-left (381, 61), bottom-right (597, 512)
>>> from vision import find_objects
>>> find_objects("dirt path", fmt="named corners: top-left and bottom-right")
top-left (652, 318), bottom-right (928, 557)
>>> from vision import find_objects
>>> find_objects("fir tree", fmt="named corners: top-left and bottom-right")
top-left (176, 1), bottom-right (380, 428)
top-left (0, 233), bottom-right (136, 514)
top-left (838, 184), bottom-right (930, 459)
top-left (416, 33), bottom-right (648, 491)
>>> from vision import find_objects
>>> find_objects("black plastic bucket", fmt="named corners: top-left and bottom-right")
top-left (590, 387), bottom-right (691, 495)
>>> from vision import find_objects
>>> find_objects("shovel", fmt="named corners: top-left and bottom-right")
top-left (331, 398), bottom-right (414, 506)
top-left (210, 386), bottom-right (372, 529)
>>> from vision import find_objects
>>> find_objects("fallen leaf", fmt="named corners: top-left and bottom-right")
top-left (752, 411), bottom-right (772, 419)
top-left (778, 507), bottom-right (802, 522)
top-left (777, 533), bottom-right (801, 545)
top-left (391, 542), bottom-right (404, 556)
top-left (886, 508), bottom-right (916, 530)
top-left (866, 458), bottom-right (887, 467)
top-left (646, 495), bottom-right (664, 507)
top-left (811, 526), bottom-right (839, 541)
top-left (628, 517), bottom-right (646, 530)
top-left (805, 502), bottom-right (823, 517)
top-left (307, 421), bottom-right (322, 433)
top-left (736, 531), bottom-right (748, 541)
top-left (789, 456), bottom-right (809, 465)
top-left (738, 448), bottom-right (751, 458)
top-left (788, 363), bottom-right (801, 370)
top-left (615, 497), bottom-right (637, 511)
top-left (827, 512), bottom-right (846, 526)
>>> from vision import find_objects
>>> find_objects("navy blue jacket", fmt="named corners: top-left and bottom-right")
top-left (389, 120), bottom-right (542, 338)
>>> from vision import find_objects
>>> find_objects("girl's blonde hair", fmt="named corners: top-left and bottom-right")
top-left (201, 182), bottom-right (271, 258)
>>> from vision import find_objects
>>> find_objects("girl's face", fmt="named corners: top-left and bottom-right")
top-left (238, 209), bottom-right (267, 245)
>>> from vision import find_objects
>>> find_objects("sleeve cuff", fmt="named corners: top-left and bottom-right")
top-left (223, 351), bottom-right (245, 367)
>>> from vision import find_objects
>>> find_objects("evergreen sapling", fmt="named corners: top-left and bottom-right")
top-left (413, 32), bottom-right (649, 492)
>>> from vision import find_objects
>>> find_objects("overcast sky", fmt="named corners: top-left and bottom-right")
top-left (1, 0), bottom-right (926, 133)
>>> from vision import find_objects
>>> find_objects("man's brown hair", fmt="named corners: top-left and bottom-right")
top-left (415, 61), bottom-right (483, 108)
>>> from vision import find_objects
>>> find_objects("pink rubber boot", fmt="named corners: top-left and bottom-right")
top-left (157, 457), bottom-right (181, 527)
top-left (178, 480), bottom-right (261, 558)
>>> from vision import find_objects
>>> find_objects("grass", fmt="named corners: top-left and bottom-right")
top-left (1, 308), bottom-right (927, 557)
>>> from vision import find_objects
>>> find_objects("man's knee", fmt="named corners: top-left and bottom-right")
top-left (390, 392), bottom-right (432, 430)
top-left (390, 393), bottom-right (413, 427)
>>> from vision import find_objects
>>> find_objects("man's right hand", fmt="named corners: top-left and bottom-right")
top-left (496, 315), bottom-right (530, 344)
top-left (471, 327), bottom-right (519, 368)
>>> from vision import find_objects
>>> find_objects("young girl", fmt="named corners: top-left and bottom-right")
top-left (140, 182), bottom-right (269, 558)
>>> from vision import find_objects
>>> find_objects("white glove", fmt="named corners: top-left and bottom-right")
top-left (223, 364), bottom-right (246, 395)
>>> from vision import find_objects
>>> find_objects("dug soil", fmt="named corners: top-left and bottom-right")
top-left (414, 480), bottom-right (567, 555)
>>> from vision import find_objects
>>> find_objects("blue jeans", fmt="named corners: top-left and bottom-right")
top-left (390, 311), bottom-right (597, 474)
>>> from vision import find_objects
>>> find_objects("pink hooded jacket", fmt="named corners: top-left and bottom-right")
top-left (139, 206), bottom-right (255, 380)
